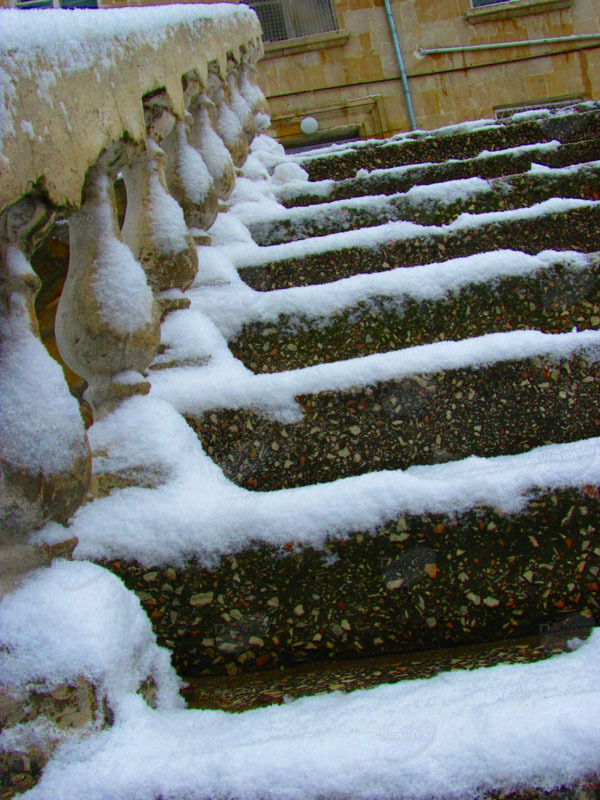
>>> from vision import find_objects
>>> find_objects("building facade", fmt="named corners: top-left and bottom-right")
top-left (248, 0), bottom-right (600, 145)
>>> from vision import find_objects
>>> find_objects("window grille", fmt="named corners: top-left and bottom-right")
top-left (472, 0), bottom-right (514, 6)
top-left (16, 0), bottom-right (98, 8)
top-left (244, 0), bottom-right (338, 43)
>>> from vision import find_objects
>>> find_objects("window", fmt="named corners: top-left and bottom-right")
top-left (244, 0), bottom-right (338, 43)
top-left (15, 0), bottom-right (98, 8)
top-left (472, 0), bottom-right (514, 5)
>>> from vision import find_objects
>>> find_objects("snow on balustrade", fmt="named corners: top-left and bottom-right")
top-left (0, 5), bottom-right (262, 210)
top-left (0, 2), bottom-right (267, 617)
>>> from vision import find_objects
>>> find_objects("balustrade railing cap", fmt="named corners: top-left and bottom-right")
top-left (0, 5), bottom-right (262, 214)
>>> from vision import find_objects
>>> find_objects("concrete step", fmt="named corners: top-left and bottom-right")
top-left (185, 343), bottom-right (600, 491)
top-left (239, 202), bottom-right (600, 291)
top-left (251, 161), bottom-right (600, 246)
top-left (278, 137), bottom-right (600, 209)
top-left (181, 631), bottom-right (594, 711)
top-left (299, 108), bottom-right (600, 182)
top-left (102, 475), bottom-right (600, 676)
top-left (228, 252), bottom-right (600, 373)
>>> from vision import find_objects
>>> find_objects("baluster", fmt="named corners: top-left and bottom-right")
top-left (1, 197), bottom-right (91, 589)
top-left (208, 68), bottom-right (249, 169)
top-left (162, 114), bottom-right (218, 234)
top-left (189, 93), bottom-right (236, 201)
top-left (227, 65), bottom-right (256, 145)
top-left (121, 139), bottom-right (199, 298)
top-left (239, 53), bottom-right (271, 132)
top-left (121, 91), bottom-right (198, 312)
top-left (55, 145), bottom-right (161, 420)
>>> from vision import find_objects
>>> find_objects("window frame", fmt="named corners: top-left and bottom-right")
top-left (465, 0), bottom-right (574, 23)
top-left (244, 0), bottom-right (340, 44)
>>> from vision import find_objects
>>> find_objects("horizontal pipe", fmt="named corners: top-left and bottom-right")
top-left (420, 33), bottom-right (600, 55)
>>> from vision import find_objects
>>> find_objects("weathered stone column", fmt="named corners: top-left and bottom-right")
top-left (189, 92), bottom-right (236, 201)
top-left (0, 197), bottom-right (91, 592)
top-left (208, 67), bottom-right (249, 169)
top-left (55, 145), bottom-right (161, 420)
top-left (163, 114), bottom-right (219, 234)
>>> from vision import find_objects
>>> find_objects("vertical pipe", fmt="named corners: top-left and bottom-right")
top-left (383, 0), bottom-right (418, 130)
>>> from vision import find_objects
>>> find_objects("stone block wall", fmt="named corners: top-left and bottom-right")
top-left (257, 0), bottom-right (600, 141)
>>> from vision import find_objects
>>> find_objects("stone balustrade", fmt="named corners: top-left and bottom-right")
top-left (0, 5), bottom-right (265, 594)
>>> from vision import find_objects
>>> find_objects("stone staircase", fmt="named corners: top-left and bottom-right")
top-left (99, 103), bottom-right (600, 692)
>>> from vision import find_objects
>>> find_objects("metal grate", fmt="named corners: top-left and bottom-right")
top-left (244, 0), bottom-right (338, 43)
top-left (16, 0), bottom-right (98, 8)
top-left (472, 0), bottom-right (514, 6)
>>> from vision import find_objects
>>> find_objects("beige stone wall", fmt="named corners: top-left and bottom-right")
top-left (258, 0), bottom-right (600, 141)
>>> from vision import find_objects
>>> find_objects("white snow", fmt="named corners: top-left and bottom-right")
top-left (19, 119), bottom-right (34, 140)
top-left (208, 210), bottom-right (254, 245)
top-left (214, 85), bottom-right (245, 149)
top-left (13, 618), bottom-right (600, 800)
top-left (227, 196), bottom-right (599, 270)
top-left (190, 101), bottom-right (234, 185)
top-left (3, 77), bottom-right (600, 800)
top-left (146, 143), bottom-right (191, 255)
top-left (91, 232), bottom-right (156, 334)
top-left (275, 140), bottom-right (564, 205)
top-left (0, 4), bottom-right (259, 148)
top-left (30, 390), bottom-right (600, 567)
top-left (0, 4), bottom-right (257, 54)
top-left (0, 247), bottom-right (87, 474)
top-left (233, 177), bottom-right (492, 233)
top-left (188, 249), bottom-right (590, 338)
top-left (174, 120), bottom-right (213, 205)
top-left (228, 71), bottom-right (253, 131)
top-left (0, 560), bottom-right (182, 712)
top-left (149, 328), bottom-right (600, 420)
top-left (272, 161), bottom-right (310, 185)
top-left (85, 175), bottom-right (156, 335)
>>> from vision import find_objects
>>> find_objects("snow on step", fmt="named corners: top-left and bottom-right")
top-left (39, 393), bottom-right (600, 565)
top-left (231, 198), bottom-right (599, 272)
top-left (240, 161), bottom-right (600, 246)
top-left (299, 107), bottom-right (600, 182)
top-left (190, 250), bottom-right (593, 339)
top-left (186, 352), bottom-right (599, 491)
top-left (18, 629), bottom-right (600, 800)
top-left (232, 198), bottom-right (600, 291)
top-left (226, 255), bottom-right (600, 373)
top-left (149, 328), bottom-right (600, 419)
top-left (276, 139), bottom-right (571, 207)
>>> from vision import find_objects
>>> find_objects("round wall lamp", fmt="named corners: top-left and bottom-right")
top-left (300, 116), bottom-right (319, 135)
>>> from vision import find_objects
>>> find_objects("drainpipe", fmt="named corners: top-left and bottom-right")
top-left (383, 0), bottom-right (418, 130)
top-left (420, 33), bottom-right (600, 55)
